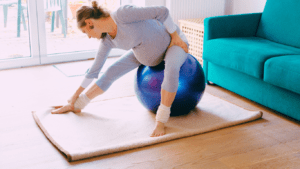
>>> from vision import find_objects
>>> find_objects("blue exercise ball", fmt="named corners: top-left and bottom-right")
top-left (134, 54), bottom-right (206, 116)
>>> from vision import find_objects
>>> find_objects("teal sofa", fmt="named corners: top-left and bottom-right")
top-left (203, 0), bottom-right (300, 121)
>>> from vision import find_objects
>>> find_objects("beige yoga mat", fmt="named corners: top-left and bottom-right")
top-left (32, 93), bottom-right (263, 161)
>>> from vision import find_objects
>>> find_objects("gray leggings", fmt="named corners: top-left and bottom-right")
top-left (96, 45), bottom-right (188, 93)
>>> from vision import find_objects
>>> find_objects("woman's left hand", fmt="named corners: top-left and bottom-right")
top-left (168, 31), bottom-right (188, 53)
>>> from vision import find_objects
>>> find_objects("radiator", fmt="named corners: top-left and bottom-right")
top-left (166, 0), bottom-right (226, 25)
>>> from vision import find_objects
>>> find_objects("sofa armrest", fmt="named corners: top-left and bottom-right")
top-left (204, 13), bottom-right (262, 41)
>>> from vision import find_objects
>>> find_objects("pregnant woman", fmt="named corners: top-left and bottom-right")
top-left (52, 1), bottom-right (189, 137)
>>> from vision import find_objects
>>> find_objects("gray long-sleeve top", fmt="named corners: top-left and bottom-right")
top-left (81, 5), bottom-right (187, 88)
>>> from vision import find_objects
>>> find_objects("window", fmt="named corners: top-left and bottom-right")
top-left (0, 0), bottom-right (122, 70)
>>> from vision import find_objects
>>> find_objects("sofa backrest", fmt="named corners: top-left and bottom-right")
top-left (256, 0), bottom-right (300, 48)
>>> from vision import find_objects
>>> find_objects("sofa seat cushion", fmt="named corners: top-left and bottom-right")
top-left (203, 37), bottom-right (300, 79)
top-left (264, 55), bottom-right (300, 95)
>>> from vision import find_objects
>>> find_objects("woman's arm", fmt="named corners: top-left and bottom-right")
top-left (68, 86), bottom-right (85, 105)
top-left (116, 5), bottom-right (170, 24)
top-left (69, 41), bottom-right (112, 105)
top-left (116, 5), bottom-right (176, 34)
top-left (85, 42), bottom-right (112, 79)
top-left (168, 31), bottom-right (188, 53)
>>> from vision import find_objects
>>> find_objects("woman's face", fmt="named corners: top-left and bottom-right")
top-left (79, 19), bottom-right (103, 40)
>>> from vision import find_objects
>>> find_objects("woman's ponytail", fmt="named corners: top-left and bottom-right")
top-left (77, 1), bottom-right (110, 27)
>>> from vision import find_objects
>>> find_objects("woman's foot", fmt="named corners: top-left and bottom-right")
top-left (51, 104), bottom-right (81, 114)
top-left (150, 121), bottom-right (165, 137)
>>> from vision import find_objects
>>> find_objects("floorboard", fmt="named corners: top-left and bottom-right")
top-left (0, 59), bottom-right (299, 169)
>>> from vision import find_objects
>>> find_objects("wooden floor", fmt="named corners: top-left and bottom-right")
top-left (1, 59), bottom-right (300, 169)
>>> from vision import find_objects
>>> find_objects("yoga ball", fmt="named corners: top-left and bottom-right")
top-left (134, 54), bottom-right (206, 116)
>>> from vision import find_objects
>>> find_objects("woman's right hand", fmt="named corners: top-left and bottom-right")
top-left (168, 31), bottom-right (188, 53)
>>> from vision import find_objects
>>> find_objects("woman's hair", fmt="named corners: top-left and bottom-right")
top-left (76, 1), bottom-right (110, 38)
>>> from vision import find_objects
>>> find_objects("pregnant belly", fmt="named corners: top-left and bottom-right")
top-left (133, 32), bottom-right (171, 66)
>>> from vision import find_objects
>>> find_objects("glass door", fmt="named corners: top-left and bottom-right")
top-left (0, 0), bottom-right (126, 70)
top-left (0, 0), bottom-right (40, 70)
top-left (37, 0), bottom-right (123, 65)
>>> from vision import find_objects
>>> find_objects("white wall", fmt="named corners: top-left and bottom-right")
top-left (145, 0), bottom-right (165, 6)
top-left (228, 0), bottom-right (267, 14)
top-left (128, 0), bottom-right (165, 6)
top-left (123, 0), bottom-right (267, 16)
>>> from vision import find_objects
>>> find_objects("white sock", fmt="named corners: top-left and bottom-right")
top-left (156, 104), bottom-right (171, 123)
top-left (74, 94), bottom-right (90, 110)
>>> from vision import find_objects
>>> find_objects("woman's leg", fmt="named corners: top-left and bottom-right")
top-left (88, 50), bottom-right (141, 99)
top-left (161, 45), bottom-right (188, 108)
top-left (151, 45), bottom-right (188, 137)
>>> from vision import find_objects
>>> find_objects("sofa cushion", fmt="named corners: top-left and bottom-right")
top-left (203, 37), bottom-right (300, 79)
top-left (264, 55), bottom-right (300, 95)
top-left (256, 0), bottom-right (300, 48)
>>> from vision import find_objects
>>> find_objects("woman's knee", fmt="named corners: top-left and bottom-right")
top-left (164, 64), bottom-right (180, 79)
top-left (103, 65), bottom-right (118, 79)
top-left (164, 46), bottom-right (187, 65)
top-left (164, 51), bottom-right (187, 78)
